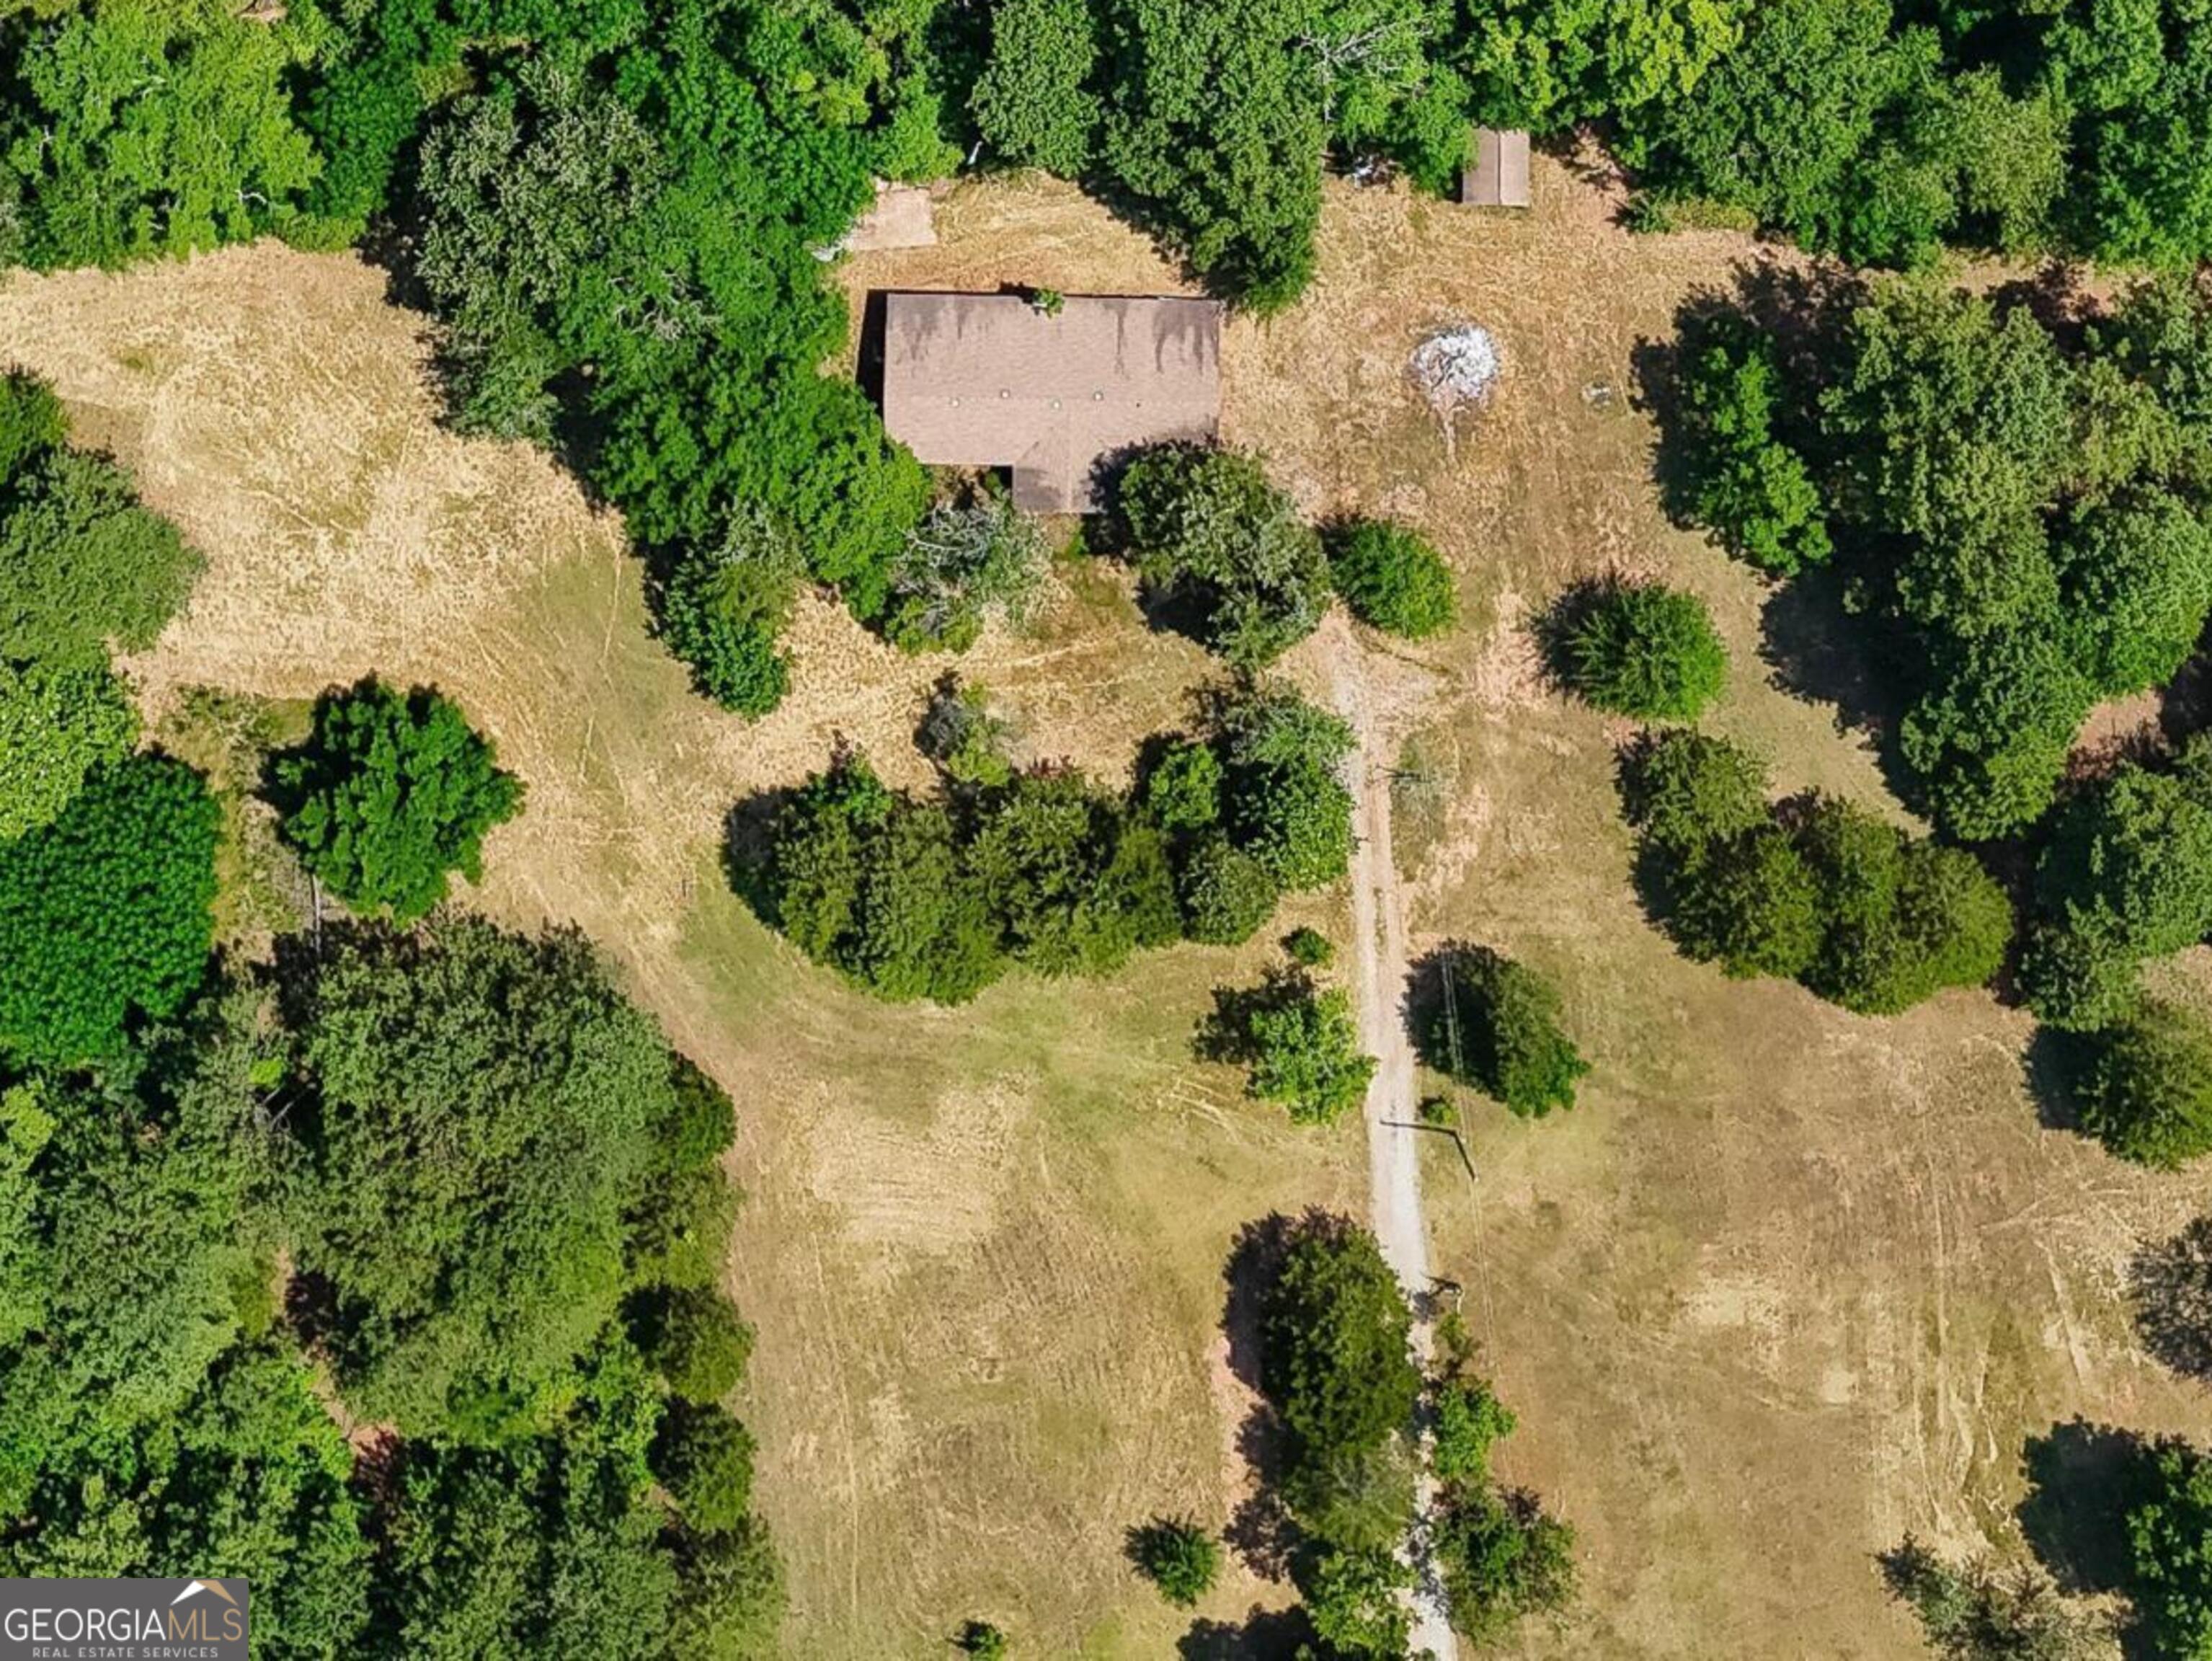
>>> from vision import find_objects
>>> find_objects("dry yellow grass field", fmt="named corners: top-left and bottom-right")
top-left (4, 149), bottom-right (2210, 1656)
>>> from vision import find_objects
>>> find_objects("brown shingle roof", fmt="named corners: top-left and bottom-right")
top-left (879, 292), bottom-right (1223, 513)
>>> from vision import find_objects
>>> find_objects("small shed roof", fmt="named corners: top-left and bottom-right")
top-left (879, 292), bottom-right (1222, 514)
top-left (1461, 128), bottom-right (1532, 209)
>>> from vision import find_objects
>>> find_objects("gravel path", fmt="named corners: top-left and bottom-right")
top-left (1333, 648), bottom-right (1459, 1661)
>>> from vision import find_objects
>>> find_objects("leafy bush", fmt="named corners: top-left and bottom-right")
top-left (1283, 925), bottom-right (1333, 967)
top-left (1555, 580), bottom-right (1729, 720)
top-left (1177, 833), bottom-right (1280, 946)
top-left (886, 494), bottom-right (1049, 653)
top-left (2019, 923), bottom-right (2144, 1033)
top-left (1298, 1541), bottom-right (1413, 1657)
top-left (918, 678), bottom-right (1016, 791)
top-left (1434, 1485), bottom-right (1578, 1644)
top-left (1617, 728), bottom-right (1771, 858)
top-left (2036, 763), bottom-right (2212, 962)
top-left (658, 513), bottom-right (803, 718)
top-left (0, 446), bottom-right (201, 669)
top-left (1882, 1536), bottom-right (2107, 1661)
top-left (1259, 1215), bottom-right (1419, 1474)
top-left (2070, 1000), bottom-right (2212, 1170)
top-left (1423, 946), bottom-right (1589, 1118)
top-left (1433, 1377), bottom-right (1516, 1485)
top-left (968, 770), bottom-right (1179, 977)
top-left (1666, 313), bottom-right (1831, 574)
top-left (0, 756), bottom-right (216, 1068)
top-left (1327, 519), bottom-right (1457, 639)
top-left (1793, 799), bottom-right (2010, 1014)
top-left (1218, 682), bottom-right (1356, 890)
top-left (1144, 740), bottom-right (1224, 833)
top-left (2055, 490), bottom-right (2212, 696)
top-left (1127, 1517), bottom-right (1221, 1608)
top-left (2126, 1436), bottom-right (2212, 1658)
top-left (0, 657), bottom-right (136, 841)
top-left (1670, 825), bottom-right (1825, 981)
top-left (272, 678), bottom-right (523, 922)
top-left (644, 1289), bottom-right (754, 1406)
top-left (1204, 970), bottom-right (1375, 1125)
top-left (1119, 446), bottom-right (1330, 668)
top-left (653, 1403), bottom-right (758, 1532)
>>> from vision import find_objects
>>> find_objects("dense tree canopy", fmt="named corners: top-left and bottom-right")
top-left (1619, 730), bottom-right (2009, 1011)
top-left (0, 657), bottom-right (135, 842)
top-left (754, 681), bottom-right (1355, 1002)
top-left (1260, 1215), bottom-right (1420, 1476)
top-left (275, 918), bottom-right (721, 1438)
top-left (0, 756), bottom-right (217, 1069)
top-left (1666, 275), bottom-right (2212, 842)
top-left (1, 0), bottom-right (323, 270)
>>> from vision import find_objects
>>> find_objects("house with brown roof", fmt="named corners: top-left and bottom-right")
top-left (1461, 128), bottom-right (1532, 209)
top-left (877, 291), bottom-right (1223, 514)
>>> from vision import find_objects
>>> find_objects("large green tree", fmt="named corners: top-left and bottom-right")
top-left (272, 678), bottom-right (523, 923)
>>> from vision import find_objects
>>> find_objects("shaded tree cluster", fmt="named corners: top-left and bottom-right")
top-left (1617, 0), bottom-right (2212, 270)
top-left (0, 911), bottom-right (781, 1656)
top-left (1618, 730), bottom-right (2011, 1014)
top-left (751, 679), bottom-right (1356, 1002)
top-left (1664, 275), bottom-right (2212, 843)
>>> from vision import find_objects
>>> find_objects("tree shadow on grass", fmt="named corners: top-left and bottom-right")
top-left (1176, 1605), bottom-right (1320, 1660)
top-left (2018, 1419), bottom-right (2151, 1598)
top-left (2130, 1214), bottom-right (2212, 1386)
top-left (720, 784), bottom-right (798, 919)
top-left (1176, 1605), bottom-right (1319, 1661)
top-left (2021, 1024), bottom-right (2093, 1137)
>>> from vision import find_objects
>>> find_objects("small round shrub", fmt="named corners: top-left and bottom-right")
top-left (665, 1055), bottom-right (739, 1171)
top-left (1328, 519), bottom-right (1457, 639)
top-left (2073, 999), bottom-right (2212, 1170)
top-left (1177, 834), bottom-right (1280, 946)
top-left (1431, 1376), bottom-right (1514, 1484)
top-left (643, 1288), bottom-right (755, 1404)
top-left (1423, 947), bottom-right (1589, 1118)
top-left (1670, 825), bottom-right (1823, 981)
top-left (1283, 925), bottom-right (1333, 967)
top-left (1217, 973), bottom-right (1374, 1125)
top-left (956, 1621), bottom-right (1008, 1659)
top-left (652, 1401), bottom-right (758, 1531)
top-left (1617, 728), bottom-right (1769, 856)
top-left (1558, 582), bottom-right (1728, 720)
top-left (2020, 923), bottom-right (2143, 1032)
top-left (1145, 740), bottom-right (1224, 833)
top-left (1128, 1517), bottom-right (1222, 1608)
